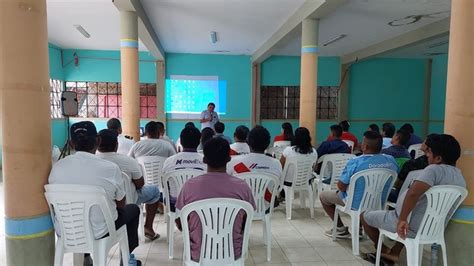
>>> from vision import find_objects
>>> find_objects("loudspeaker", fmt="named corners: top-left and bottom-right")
top-left (61, 91), bottom-right (78, 117)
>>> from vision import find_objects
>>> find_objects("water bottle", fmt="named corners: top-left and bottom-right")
top-left (129, 254), bottom-right (137, 266)
top-left (431, 243), bottom-right (439, 266)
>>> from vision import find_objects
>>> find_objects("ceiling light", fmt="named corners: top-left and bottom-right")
top-left (210, 31), bottom-right (217, 44)
top-left (321, 34), bottom-right (347, 46)
top-left (74, 25), bottom-right (90, 38)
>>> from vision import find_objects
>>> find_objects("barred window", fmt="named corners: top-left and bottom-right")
top-left (260, 86), bottom-right (338, 120)
top-left (50, 79), bottom-right (64, 118)
top-left (65, 81), bottom-right (157, 119)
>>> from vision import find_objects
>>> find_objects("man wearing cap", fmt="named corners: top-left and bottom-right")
top-left (49, 121), bottom-right (141, 265)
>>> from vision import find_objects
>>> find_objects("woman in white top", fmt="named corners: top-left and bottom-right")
top-left (280, 127), bottom-right (318, 185)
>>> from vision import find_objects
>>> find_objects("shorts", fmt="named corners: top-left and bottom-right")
top-left (363, 210), bottom-right (417, 238)
top-left (319, 190), bottom-right (346, 206)
top-left (136, 185), bottom-right (161, 205)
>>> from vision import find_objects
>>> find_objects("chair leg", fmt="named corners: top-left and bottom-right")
top-left (308, 186), bottom-right (314, 219)
top-left (54, 241), bottom-right (64, 266)
top-left (405, 241), bottom-right (420, 266)
top-left (93, 245), bottom-right (107, 266)
top-left (419, 244), bottom-right (423, 265)
top-left (440, 240), bottom-right (448, 266)
top-left (351, 214), bottom-right (360, 255)
top-left (72, 253), bottom-right (83, 266)
top-left (332, 209), bottom-right (339, 241)
top-left (265, 215), bottom-right (272, 262)
top-left (139, 204), bottom-right (145, 242)
top-left (375, 233), bottom-right (384, 266)
top-left (119, 232), bottom-right (130, 266)
top-left (300, 191), bottom-right (306, 208)
top-left (285, 187), bottom-right (293, 220)
top-left (168, 214), bottom-right (175, 259)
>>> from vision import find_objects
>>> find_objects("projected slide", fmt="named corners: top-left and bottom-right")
top-left (165, 75), bottom-right (226, 117)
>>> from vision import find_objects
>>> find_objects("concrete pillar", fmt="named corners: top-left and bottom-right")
top-left (0, 0), bottom-right (54, 265)
top-left (299, 19), bottom-right (319, 145)
top-left (120, 11), bottom-right (140, 141)
top-left (156, 60), bottom-right (166, 123)
top-left (444, 1), bottom-right (474, 265)
top-left (252, 63), bottom-right (261, 127)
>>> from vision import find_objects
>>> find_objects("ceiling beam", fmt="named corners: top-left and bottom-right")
top-left (251, 0), bottom-right (348, 63)
top-left (341, 17), bottom-right (450, 64)
top-left (113, 0), bottom-right (165, 60)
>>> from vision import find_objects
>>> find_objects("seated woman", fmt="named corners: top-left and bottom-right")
top-left (280, 127), bottom-right (318, 187)
top-left (273, 122), bottom-right (294, 143)
top-left (197, 127), bottom-right (215, 152)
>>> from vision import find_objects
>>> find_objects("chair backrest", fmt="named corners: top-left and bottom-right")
top-left (408, 144), bottom-right (424, 159)
top-left (282, 154), bottom-right (318, 189)
top-left (399, 170), bottom-right (423, 195)
top-left (273, 140), bottom-right (291, 148)
top-left (235, 172), bottom-right (280, 219)
top-left (136, 156), bottom-right (167, 187)
top-left (121, 172), bottom-right (135, 205)
top-left (319, 153), bottom-right (356, 190)
top-left (44, 184), bottom-right (118, 252)
top-left (162, 169), bottom-right (206, 213)
top-left (342, 140), bottom-right (355, 152)
top-left (414, 185), bottom-right (467, 242)
top-left (180, 198), bottom-right (254, 265)
top-left (344, 168), bottom-right (397, 212)
top-left (265, 146), bottom-right (285, 160)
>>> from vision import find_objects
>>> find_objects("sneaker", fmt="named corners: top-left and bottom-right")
top-left (324, 226), bottom-right (351, 239)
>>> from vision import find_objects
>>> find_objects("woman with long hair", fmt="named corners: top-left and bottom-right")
top-left (197, 127), bottom-right (215, 151)
top-left (274, 122), bottom-right (294, 142)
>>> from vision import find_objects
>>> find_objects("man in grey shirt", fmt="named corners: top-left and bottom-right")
top-left (128, 121), bottom-right (176, 158)
top-left (360, 134), bottom-right (466, 264)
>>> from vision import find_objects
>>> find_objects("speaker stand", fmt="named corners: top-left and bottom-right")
top-left (59, 116), bottom-right (71, 160)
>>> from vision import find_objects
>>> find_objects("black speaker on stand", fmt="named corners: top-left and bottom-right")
top-left (59, 91), bottom-right (79, 159)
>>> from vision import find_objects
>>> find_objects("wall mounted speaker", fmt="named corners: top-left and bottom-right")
top-left (61, 91), bottom-right (78, 117)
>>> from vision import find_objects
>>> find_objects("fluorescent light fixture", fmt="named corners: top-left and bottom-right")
top-left (73, 25), bottom-right (90, 38)
top-left (322, 34), bottom-right (347, 46)
top-left (210, 31), bottom-right (217, 44)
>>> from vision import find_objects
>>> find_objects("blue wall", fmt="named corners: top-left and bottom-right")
top-left (260, 56), bottom-right (341, 144)
top-left (165, 53), bottom-right (252, 141)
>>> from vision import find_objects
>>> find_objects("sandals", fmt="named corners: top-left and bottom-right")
top-left (361, 252), bottom-right (395, 266)
top-left (145, 231), bottom-right (160, 241)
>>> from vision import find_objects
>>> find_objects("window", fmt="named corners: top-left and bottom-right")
top-left (50, 79), bottom-right (64, 118)
top-left (260, 86), bottom-right (338, 120)
top-left (65, 82), bottom-right (157, 119)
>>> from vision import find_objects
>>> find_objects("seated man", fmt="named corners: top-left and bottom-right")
top-left (175, 137), bottom-right (256, 262)
top-left (128, 121), bottom-right (176, 158)
top-left (319, 131), bottom-right (398, 238)
top-left (230, 125), bottom-right (250, 155)
top-left (156, 121), bottom-right (177, 151)
top-left (381, 129), bottom-right (411, 159)
top-left (327, 120), bottom-right (359, 149)
top-left (400, 123), bottom-right (423, 149)
top-left (49, 122), bottom-right (141, 265)
top-left (214, 121), bottom-right (233, 144)
top-left (361, 134), bottom-right (466, 264)
top-left (97, 129), bottom-right (161, 241)
top-left (317, 124), bottom-right (351, 158)
top-left (162, 126), bottom-right (207, 210)
top-left (381, 122), bottom-right (395, 149)
top-left (107, 118), bottom-right (134, 155)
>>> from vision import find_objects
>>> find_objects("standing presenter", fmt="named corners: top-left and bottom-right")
top-left (200, 102), bottom-right (219, 130)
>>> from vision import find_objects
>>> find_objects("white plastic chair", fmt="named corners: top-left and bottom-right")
top-left (265, 146), bottom-right (285, 160)
top-left (179, 198), bottom-right (254, 266)
top-left (282, 155), bottom-right (318, 220)
top-left (162, 169), bottom-right (206, 259)
top-left (408, 144), bottom-right (424, 159)
top-left (236, 172), bottom-right (280, 261)
top-left (273, 140), bottom-right (291, 148)
top-left (44, 184), bottom-right (129, 266)
top-left (332, 168), bottom-right (397, 255)
top-left (342, 140), bottom-right (355, 153)
top-left (313, 153), bottom-right (356, 196)
top-left (376, 185), bottom-right (468, 266)
top-left (386, 170), bottom-right (423, 209)
top-left (121, 172), bottom-right (146, 243)
top-left (136, 156), bottom-right (167, 188)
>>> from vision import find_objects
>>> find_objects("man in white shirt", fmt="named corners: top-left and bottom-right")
top-left (156, 121), bottom-right (177, 151)
top-left (163, 126), bottom-right (207, 210)
top-left (48, 121), bottom-right (140, 264)
top-left (230, 125), bottom-right (250, 155)
top-left (97, 129), bottom-right (162, 240)
top-left (200, 102), bottom-right (219, 130)
top-left (107, 118), bottom-right (134, 155)
top-left (128, 121), bottom-right (176, 158)
top-left (381, 122), bottom-right (395, 149)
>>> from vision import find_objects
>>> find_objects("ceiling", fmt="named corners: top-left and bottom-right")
top-left (46, 0), bottom-right (452, 59)
top-left (379, 34), bottom-right (449, 58)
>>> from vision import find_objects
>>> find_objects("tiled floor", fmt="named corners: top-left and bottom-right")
top-left (0, 181), bottom-right (433, 266)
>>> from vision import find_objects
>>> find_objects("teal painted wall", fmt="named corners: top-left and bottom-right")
top-left (48, 44), bottom-right (64, 80)
top-left (260, 56), bottom-right (340, 144)
top-left (429, 54), bottom-right (448, 134)
top-left (347, 58), bottom-right (427, 140)
top-left (165, 53), bottom-right (252, 141)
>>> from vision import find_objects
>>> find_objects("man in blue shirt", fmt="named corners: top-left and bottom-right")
top-left (381, 129), bottom-right (411, 159)
top-left (319, 131), bottom-right (398, 239)
top-left (317, 125), bottom-right (351, 157)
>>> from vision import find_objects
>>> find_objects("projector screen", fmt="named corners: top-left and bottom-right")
top-left (165, 75), bottom-right (227, 119)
